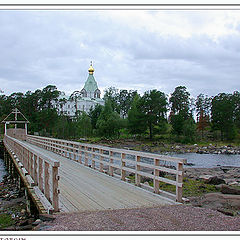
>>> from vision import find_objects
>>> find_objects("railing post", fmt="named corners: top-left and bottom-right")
top-left (34, 155), bottom-right (38, 185)
top-left (78, 146), bottom-right (82, 164)
top-left (154, 158), bottom-right (160, 194)
top-left (99, 149), bottom-right (103, 172)
top-left (38, 157), bottom-right (43, 192)
top-left (92, 148), bottom-right (95, 169)
top-left (135, 155), bottom-right (141, 186)
top-left (121, 153), bottom-right (126, 181)
top-left (52, 166), bottom-right (59, 212)
top-left (109, 151), bottom-right (113, 176)
top-left (73, 144), bottom-right (76, 161)
top-left (84, 146), bottom-right (88, 166)
top-left (176, 162), bottom-right (183, 202)
top-left (44, 161), bottom-right (50, 201)
top-left (30, 152), bottom-right (34, 177)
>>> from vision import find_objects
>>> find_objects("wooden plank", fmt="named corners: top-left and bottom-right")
top-left (21, 168), bottom-right (28, 176)
top-left (26, 175), bottom-right (35, 186)
top-left (33, 186), bottom-right (54, 214)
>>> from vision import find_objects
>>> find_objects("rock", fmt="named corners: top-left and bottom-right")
top-left (32, 219), bottom-right (42, 226)
top-left (19, 219), bottom-right (29, 226)
top-left (217, 209), bottom-right (236, 216)
top-left (143, 182), bottom-right (149, 186)
top-left (39, 214), bottom-right (56, 222)
top-left (220, 184), bottom-right (240, 195)
top-left (208, 176), bottom-right (226, 185)
top-left (229, 182), bottom-right (239, 186)
top-left (20, 209), bottom-right (26, 215)
top-left (193, 192), bottom-right (240, 212)
top-left (199, 175), bottom-right (225, 185)
top-left (16, 224), bottom-right (33, 231)
top-left (215, 184), bottom-right (225, 190)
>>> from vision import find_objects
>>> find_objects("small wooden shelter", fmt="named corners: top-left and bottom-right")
top-left (1, 108), bottom-right (29, 140)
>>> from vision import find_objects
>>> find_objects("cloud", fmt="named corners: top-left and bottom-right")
top-left (0, 10), bottom-right (239, 99)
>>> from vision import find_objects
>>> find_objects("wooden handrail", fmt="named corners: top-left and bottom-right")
top-left (3, 134), bottom-right (60, 212)
top-left (27, 134), bottom-right (187, 202)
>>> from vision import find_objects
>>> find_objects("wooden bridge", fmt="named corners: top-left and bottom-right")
top-left (2, 109), bottom-right (187, 214)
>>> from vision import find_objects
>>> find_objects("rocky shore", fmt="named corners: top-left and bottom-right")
top-left (0, 174), bottom-right (55, 230)
top-left (90, 138), bottom-right (240, 155)
top-left (172, 144), bottom-right (240, 155)
top-left (184, 166), bottom-right (240, 216)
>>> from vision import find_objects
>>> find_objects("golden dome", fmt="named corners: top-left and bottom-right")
top-left (88, 62), bottom-right (94, 74)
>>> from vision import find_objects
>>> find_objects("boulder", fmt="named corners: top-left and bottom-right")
top-left (199, 175), bottom-right (225, 185)
top-left (192, 192), bottom-right (240, 211)
top-left (220, 184), bottom-right (240, 195)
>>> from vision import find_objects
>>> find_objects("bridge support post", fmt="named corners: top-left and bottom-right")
top-left (176, 162), bottom-right (183, 202)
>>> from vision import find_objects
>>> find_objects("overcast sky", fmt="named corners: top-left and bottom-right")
top-left (0, 10), bottom-right (240, 98)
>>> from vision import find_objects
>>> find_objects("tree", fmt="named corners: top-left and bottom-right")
top-left (40, 85), bottom-right (60, 109)
top-left (169, 86), bottom-right (191, 118)
top-left (127, 94), bottom-right (147, 135)
top-left (76, 112), bottom-right (92, 137)
top-left (182, 118), bottom-right (196, 143)
top-left (96, 100), bottom-right (123, 138)
top-left (89, 104), bottom-right (103, 130)
top-left (103, 87), bottom-right (120, 113)
top-left (197, 110), bottom-right (210, 139)
top-left (169, 86), bottom-right (193, 137)
top-left (139, 90), bottom-right (168, 139)
top-left (118, 89), bottom-right (138, 118)
top-left (232, 91), bottom-right (240, 129)
top-left (195, 94), bottom-right (211, 138)
top-left (211, 93), bottom-right (236, 140)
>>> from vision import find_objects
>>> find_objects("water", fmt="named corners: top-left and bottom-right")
top-left (167, 152), bottom-right (240, 168)
top-left (0, 157), bottom-right (7, 182)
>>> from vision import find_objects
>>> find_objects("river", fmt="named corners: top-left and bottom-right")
top-left (168, 152), bottom-right (240, 168)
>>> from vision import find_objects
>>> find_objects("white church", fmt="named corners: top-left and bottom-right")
top-left (55, 63), bottom-right (105, 117)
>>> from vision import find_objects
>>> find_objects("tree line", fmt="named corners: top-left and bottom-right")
top-left (0, 85), bottom-right (239, 143)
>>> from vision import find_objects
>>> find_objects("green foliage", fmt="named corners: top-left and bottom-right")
top-left (96, 101), bottom-right (123, 138)
top-left (0, 213), bottom-right (14, 228)
top-left (211, 93), bottom-right (236, 140)
top-left (76, 112), bottom-right (93, 137)
top-left (170, 113), bottom-right (185, 136)
top-left (169, 86), bottom-right (191, 118)
top-left (0, 83), bottom-right (239, 143)
top-left (139, 89), bottom-right (168, 139)
top-left (182, 118), bottom-right (197, 143)
top-left (89, 104), bottom-right (103, 129)
top-left (103, 87), bottom-right (138, 118)
top-left (127, 94), bottom-right (147, 135)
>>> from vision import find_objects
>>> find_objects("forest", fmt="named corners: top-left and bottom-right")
top-left (0, 85), bottom-right (240, 144)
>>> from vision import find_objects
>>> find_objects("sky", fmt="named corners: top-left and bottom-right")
top-left (0, 10), bottom-right (240, 98)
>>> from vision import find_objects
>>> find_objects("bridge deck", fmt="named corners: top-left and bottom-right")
top-left (20, 141), bottom-right (176, 212)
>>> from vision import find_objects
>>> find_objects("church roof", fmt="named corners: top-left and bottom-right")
top-left (83, 74), bottom-right (99, 92)
top-left (82, 62), bottom-right (99, 92)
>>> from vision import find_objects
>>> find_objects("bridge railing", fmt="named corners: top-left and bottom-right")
top-left (27, 135), bottom-right (187, 202)
top-left (4, 134), bottom-right (60, 212)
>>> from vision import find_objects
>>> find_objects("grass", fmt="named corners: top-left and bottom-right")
top-left (127, 175), bottom-right (218, 197)
top-left (0, 213), bottom-right (14, 229)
